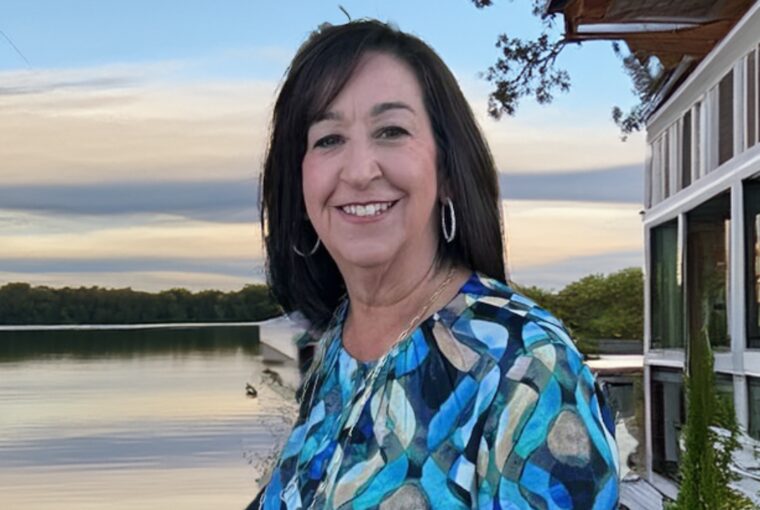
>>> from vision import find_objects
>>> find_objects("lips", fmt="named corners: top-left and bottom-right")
top-left (340, 201), bottom-right (393, 217)
top-left (337, 200), bottom-right (398, 218)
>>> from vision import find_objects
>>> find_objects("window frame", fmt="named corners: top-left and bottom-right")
top-left (682, 110), bottom-right (692, 189)
top-left (718, 69), bottom-right (735, 166)
top-left (650, 366), bottom-right (685, 480)
top-left (748, 375), bottom-right (760, 440)
top-left (747, 49), bottom-right (757, 149)
top-left (746, 179), bottom-right (760, 349)
top-left (651, 219), bottom-right (684, 350)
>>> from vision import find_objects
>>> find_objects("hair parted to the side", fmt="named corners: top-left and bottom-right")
top-left (261, 19), bottom-right (506, 331)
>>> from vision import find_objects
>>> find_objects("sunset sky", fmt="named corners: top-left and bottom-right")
top-left (0, 0), bottom-right (646, 292)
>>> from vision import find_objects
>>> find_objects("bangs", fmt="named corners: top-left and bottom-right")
top-left (304, 65), bottom-right (357, 127)
top-left (291, 25), bottom-right (406, 128)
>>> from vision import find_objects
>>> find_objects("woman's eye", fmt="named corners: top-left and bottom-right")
top-left (313, 134), bottom-right (343, 149)
top-left (376, 126), bottom-right (409, 140)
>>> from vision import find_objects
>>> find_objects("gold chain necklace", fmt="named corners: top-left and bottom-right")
top-left (306, 264), bottom-right (457, 509)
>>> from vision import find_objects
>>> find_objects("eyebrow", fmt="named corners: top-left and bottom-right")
top-left (313, 101), bottom-right (415, 124)
top-left (371, 101), bottom-right (415, 116)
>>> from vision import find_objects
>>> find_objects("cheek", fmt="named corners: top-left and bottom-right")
top-left (301, 155), bottom-right (332, 220)
top-left (301, 156), bottom-right (322, 197)
top-left (301, 159), bottom-right (318, 218)
top-left (387, 145), bottom-right (438, 200)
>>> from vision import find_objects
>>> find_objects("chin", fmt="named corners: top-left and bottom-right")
top-left (333, 242), bottom-right (398, 270)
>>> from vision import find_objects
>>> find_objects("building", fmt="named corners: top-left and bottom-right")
top-left (548, 0), bottom-right (760, 502)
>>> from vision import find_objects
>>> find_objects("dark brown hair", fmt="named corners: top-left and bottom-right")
top-left (261, 19), bottom-right (506, 329)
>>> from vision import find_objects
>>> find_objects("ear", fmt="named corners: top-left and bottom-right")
top-left (437, 179), bottom-right (452, 203)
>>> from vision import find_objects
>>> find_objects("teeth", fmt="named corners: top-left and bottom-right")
top-left (341, 202), bottom-right (393, 217)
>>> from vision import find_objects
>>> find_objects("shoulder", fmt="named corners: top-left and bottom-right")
top-left (457, 275), bottom-right (620, 508)
top-left (435, 273), bottom-right (616, 436)
top-left (437, 272), bottom-right (584, 375)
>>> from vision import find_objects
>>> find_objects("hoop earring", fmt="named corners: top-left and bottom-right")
top-left (441, 198), bottom-right (456, 243)
top-left (293, 238), bottom-right (321, 257)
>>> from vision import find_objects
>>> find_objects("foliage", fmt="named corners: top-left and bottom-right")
top-left (472, 0), bottom-right (570, 119)
top-left (610, 42), bottom-right (668, 140)
top-left (511, 266), bottom-right (644, 353)
top-left (0, 282), bottom-right (281, 325)
top-left (665, 330), bottom-right (757, 510)
top-left (471, 0), bottom-right (662, 139)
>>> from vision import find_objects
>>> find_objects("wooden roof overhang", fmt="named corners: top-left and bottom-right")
top-left (547, 0), bottom-right (753, 67)
top-left (546, 0), bottom-right (755, 111)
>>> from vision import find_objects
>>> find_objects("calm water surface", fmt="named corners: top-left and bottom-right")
top-left (1, 327), bottom-right (643, 509)
top-left (0, 326), bottom-right (300, 510)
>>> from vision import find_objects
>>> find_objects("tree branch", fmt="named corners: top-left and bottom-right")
top-left (481, 32), bottom-right (572, 118)
top-left (472, 1), bottom-right (666, 141)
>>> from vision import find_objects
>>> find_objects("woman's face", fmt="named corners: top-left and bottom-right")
top-left (302, 52), bottom-right (440, 273)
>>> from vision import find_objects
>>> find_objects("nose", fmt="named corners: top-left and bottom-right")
top-left (339, 139), bottom-right (381, 189)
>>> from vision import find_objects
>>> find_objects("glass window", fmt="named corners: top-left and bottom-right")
top-left (682, 111), bottom-right (692, 188)
top-left (651, 367), bottom-right (685, 480)
top-left (694, 102), bottom-right (702, 178)
top-left (746, 179), bottom-right (760, 349)
top-left (645, 143), bottom-right (653, 208)
top-left (715, 372), bottom-right (736, 427)
top-left (651, 138), bottom-right (662, 204)
top-left (719, 70), bottom-right (734, 166)
top-left (687, 193), bottom-right (731, 350)
top-left (748, 50), bottom-right (757, 148)
top-left (715, 372), bottom-right (734, 404)
top-left (651, 220), bottom-right (684, 349)
top-left (663, 131), bottom-right (670, 197)
top-left (749, 377), bottom-right (760, 440)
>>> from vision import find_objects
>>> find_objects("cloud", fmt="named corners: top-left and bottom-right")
top-left (0, 76), bottom-right (137, 96)
top-left (0, 256), bottom-right (261, 279)
top-left (0, 164), bottom-right (641, 224)
top-left (0, 179), bottom-right (259, 222)
top-left (0, 215), bottom-right (263, 260)
top-left (0, 59), bottom-right (648, 292)
top-left (0, 60), bottom-right (647, 188)
top-left (0, 270), bottom-right (261, 293)
top-left (0, 65), bottom-right (277, 186)
top-left (499, 164), bottom-right (644, 203)
top-left (0, 64), bottom-right (163, 97)
top-left (508, 250), bottom-right (643, 291)
top-left (458, 76), bottom-right (647, 174)
top-left (502, 199), bottom-right (643, 276)
top-left (0, 58), bottom-right (231, 96)
top-left (0, 255), bottom-right (266, 293)
top-left (0, 199), bottom-right (643, 292)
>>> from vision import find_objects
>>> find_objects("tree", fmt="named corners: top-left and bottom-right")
top-left (0, 282), bottom-right (282, 325)
top-left (512, 267), bottom-right (643, 354)
top-left (471, 0), bottom-right (663, 139)
top-left (666, 330), bottom-right (756, 509)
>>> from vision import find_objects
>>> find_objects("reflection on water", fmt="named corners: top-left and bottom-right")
top-left (1, 328), bottom-right (646, 509)
top-left (0, 325), bottom-right (260, 362)
top-left (0, 326), bottom-right (299, 510)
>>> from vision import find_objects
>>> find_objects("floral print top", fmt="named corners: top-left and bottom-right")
top-left (248, 272), bottom-right (619, 509)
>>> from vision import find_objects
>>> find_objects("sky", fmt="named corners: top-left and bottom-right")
top-left (0, 0), bottom-right (647, 293)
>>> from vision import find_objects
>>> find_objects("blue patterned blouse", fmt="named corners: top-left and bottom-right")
top-left (248, 272), bottom-right (619, 509)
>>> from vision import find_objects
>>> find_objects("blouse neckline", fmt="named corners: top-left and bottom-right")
top-left (333, 270), bottom-right (481, 369)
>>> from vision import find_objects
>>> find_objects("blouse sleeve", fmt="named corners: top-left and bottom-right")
top-left (475, 318), bottom-right (620, 509)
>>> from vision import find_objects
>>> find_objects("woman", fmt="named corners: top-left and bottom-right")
top-left (248, 19), bottom-right (619, 510)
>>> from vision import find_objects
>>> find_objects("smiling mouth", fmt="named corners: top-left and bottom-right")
top-left (338, 200), bottom-right (398, 217)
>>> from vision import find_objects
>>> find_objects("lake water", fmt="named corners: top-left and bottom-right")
top-left (1, 325), bottom-right (642, 509)
top-left (0, 326), bottom-right (300, 510)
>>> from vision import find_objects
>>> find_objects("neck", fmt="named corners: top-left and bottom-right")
top-left (339, 257), bottom-right (469, 362)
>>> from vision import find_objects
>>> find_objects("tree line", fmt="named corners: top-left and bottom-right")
top-left (0, 268), bottom-right (643, 337)
top-left (0, 282), bottom-right (281, 325)
top-left (513, 266), bottom-right (643, 353)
